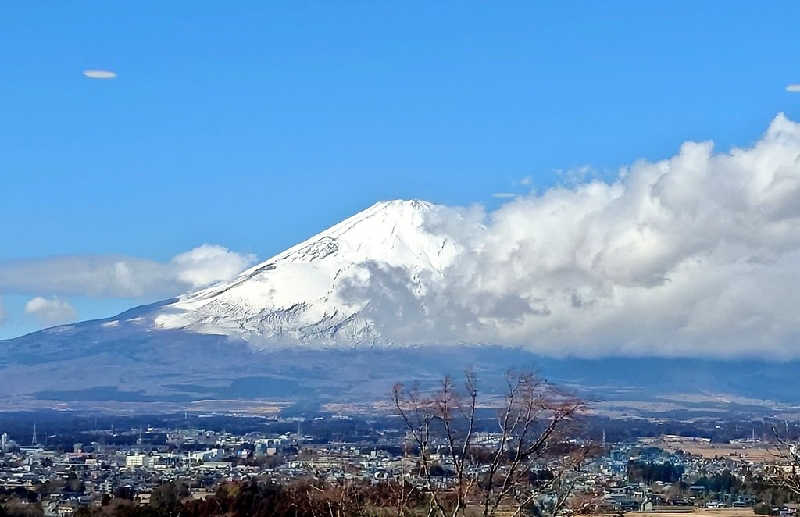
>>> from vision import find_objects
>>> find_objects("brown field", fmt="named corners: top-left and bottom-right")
top-left (417, 506), bottom-right (757, 517)
top-left (633, 510), bottom-right (755, 517)
top-left (651, 438), bottom-right (777, 463)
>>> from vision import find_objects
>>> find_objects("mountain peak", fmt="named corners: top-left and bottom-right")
top-left (369, 198), bottom-right (433, 210)
top-left (266, 198), bottom-right (442, 265)
top-left (152, 199), bottom-right (459, 348)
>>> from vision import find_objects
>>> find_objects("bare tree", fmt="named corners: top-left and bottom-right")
top-left (393, 371), bottom-right (584, 517)
top-left (769, 425), bottom-right (800, 497)
top-left (304, 479), bottom-right (368, 517)
top-left (516, 446), bottom-right (595, 517)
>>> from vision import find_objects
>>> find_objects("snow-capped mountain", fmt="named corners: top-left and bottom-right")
top-left (152, 199), bottom-right (460, 347)
top-left (4, 198), bottom-right (800, 409)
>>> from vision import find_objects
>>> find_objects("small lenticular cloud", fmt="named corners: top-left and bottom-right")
top-left (787, 84), bottom-right (800, 92)
top-left (83, 69), bottom-right (117, 79)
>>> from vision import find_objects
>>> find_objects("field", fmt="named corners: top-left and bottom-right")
top-left (649, 437), bottom-right (777, 463)
top-left (634, 510), bottom-right (755, 517)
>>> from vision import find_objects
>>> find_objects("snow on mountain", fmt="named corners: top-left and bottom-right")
top-left (153, 200), bottom-right (460, 348)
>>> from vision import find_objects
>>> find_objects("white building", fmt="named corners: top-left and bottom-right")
top-left (126, 454), bottom-right (149, 468)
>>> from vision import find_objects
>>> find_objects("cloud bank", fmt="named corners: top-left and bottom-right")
top-left (347, 114), bottom-right (800, 358)
top-left (25, 297), bottom-right (77, 325)
top-left (0, 245), bottom-right (256, 299)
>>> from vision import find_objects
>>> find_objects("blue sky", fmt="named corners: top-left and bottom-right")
top-left (1, 1), bottom-right (799, 339)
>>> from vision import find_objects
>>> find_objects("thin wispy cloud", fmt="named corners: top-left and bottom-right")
top-left (787, 84), bottom-right (800, 92)
top-left (83, 69), bottom-right (117, 79)
top-left (491, 193), bottom-right (516, 199)
top-left (0, 245), bottom-right (256, 298)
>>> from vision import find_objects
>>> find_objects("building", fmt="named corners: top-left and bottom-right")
top-left (125, 454), bottom-right (149, 468)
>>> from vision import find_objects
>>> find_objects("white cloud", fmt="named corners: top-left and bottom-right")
top-left (519, 176), bottom-right (532, 185)
top-left (491, 193), bottom-right (516, 199)
top-left (342, 113), bottom-right (800, 359)
top-left (25, 296), bottom-right (77, 325)
top-left (83, 69), bottom-right (116, 79)
top-left (0, 245), bottom-right (256, 298)
top-left (172, 244), bottom-right (255, 288)
top-left (787, 84), bottom-right (800, 92)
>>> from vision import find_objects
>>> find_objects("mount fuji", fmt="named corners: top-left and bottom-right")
top-left (152, 199), bottom-right (459, 348)
top-left (0, 200), bottom-right (475, 408)
top-left (2, 199), bottom-right (800, 412)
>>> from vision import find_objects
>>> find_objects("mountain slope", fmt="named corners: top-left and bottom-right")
top-left (153, 199), bottom-right (459, 348)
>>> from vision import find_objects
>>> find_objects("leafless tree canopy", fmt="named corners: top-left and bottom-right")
top-left (770, 426), bottom-right (800, 497)
top-left (392, 371), bottom-right (585, 517)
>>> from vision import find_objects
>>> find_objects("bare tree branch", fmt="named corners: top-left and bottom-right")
top-left (393, 370), bottom-right (584, 517)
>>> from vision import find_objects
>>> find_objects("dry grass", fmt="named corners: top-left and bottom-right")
top-left (653, 438), bottom-right (776, 462)
top-left (634, 510), bottom-right (755, 517)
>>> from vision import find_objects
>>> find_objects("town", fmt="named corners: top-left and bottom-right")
top-left (0, 412), bottom-right (798, 517)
